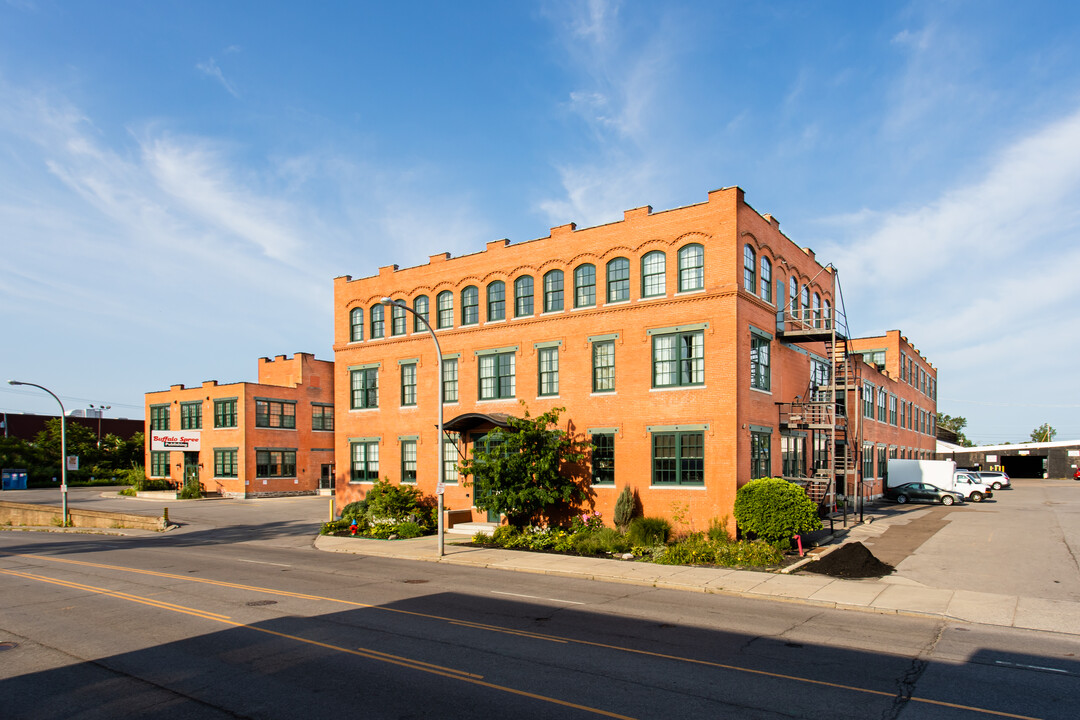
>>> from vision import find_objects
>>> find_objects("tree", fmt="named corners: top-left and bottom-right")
top-left (936, 413), bottom-right (974, 447)
top-left (733, 477), bottom-right (821, 546)
top-left (1030, 423), bottom-right (1057, 443)
top-left (457, 404), bottom-right (589, 528)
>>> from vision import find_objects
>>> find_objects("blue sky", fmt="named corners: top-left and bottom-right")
top-left (2, 0), bottom-right (1079, 444)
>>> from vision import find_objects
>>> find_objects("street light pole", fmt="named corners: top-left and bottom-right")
top-left (381, 297), bottom-right (445, 557)
top-left (9, 380), bottom-right (68, 525)
top-left (90, 403), bottom-right (111, 447)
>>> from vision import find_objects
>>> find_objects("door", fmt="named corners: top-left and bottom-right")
top-left (320, 464), bottom-right (335, 490)
top-left (183, 452), bottom-right (200, 492)
top-left (470, 432), bottom-right (503, 523)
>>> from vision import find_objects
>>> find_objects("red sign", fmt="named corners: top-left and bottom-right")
top-left (150, 431), bottom-right (201, 451)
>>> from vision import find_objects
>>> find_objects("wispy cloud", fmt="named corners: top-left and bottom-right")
top-left (196, 57), bottom-right (239, 98)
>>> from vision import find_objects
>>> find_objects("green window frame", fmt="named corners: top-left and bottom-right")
top-left (442, 358), bottom-right (458, 403)
top-left (678, 244), bottom-right (704, 292)
top-left (750, 430), bottom-right (771, 479)
top-left (442, 435), bottom-right (459, 484)
top-left (789, 277), bottom-right (799, 315)
top-left (413, 296), bottom-right (429, 332)
top-left (750, 334), bottom-right (770, 391)
top-left (487, 281), bottom-right (505, 321)
top-left (781, 434), bottom-right (804, 478)
top-left (641, 251), bottom-right (665, 297)
top-left (592, 340), bottom-right (615, 393)
top-left (401, 439), bottom-right (417, 484)
top-left (436, 291), bottom-right (453, 329)
top-left (400, 363), bottom-right (417, 406)
top-left (149, 404), bottom-right (170, 431)
top-left (350, 307), bottom-right (364, 342)
top-left (538, 346), bottom-right (559, 396)
top-left (350, 368), bottom-right (379, 409)
top-left (889, 394), bottom-right (898, 425)
top-left (391, 303), bottom-right (407, 336)
top-left (863, 443), bottom-right (874, 478)
top-left (652, 330), bottom-right (704, 388)
top-left (743, 244), bottom-right (756, 293)
top-left (479, 352), bottom-right (515, 400)
top-left (214, 399), bottom-right (237, 428)
top-left (591, 433), bottom-right (615, 485)
top-left (543, 270), bottom-right (564, 312)
top-left (180, 402), bottom-right (202, 430)
top-left (370, 304), bottom-right (384, 339)
top-left (255, 400), bottom-right (296, 429)
top-left (606, 257), bottom-right (629, 302)
top-left (214, 448), bottom-right (238, 478)
top-left (514, 276), bottom-right (533, 317)
top-left (863, 382), bottom-right (874, 418)
top-left (312, 404), bottom-right (334, 431)
top-left (150, 450), bottom-right (169, 477)
top-left (878, 446), bottom-right (888, 482)
top-left (574, 263), bottom-right (596, 307)
top-left (461, 286), bottom-right (479, 325)
top-left (760, 256), bottom-right (772, 302)
top-left (652, 431), bottom-right (704, 485)
top-left (350, 441), bottom-right (379, 482)
top-left (256, 449), bottom-right (296, 478)
top-left (877, 387), bottom-right (887, 422)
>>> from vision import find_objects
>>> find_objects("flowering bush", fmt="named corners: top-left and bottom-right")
top-left (571, 511), bottom-right (604, 532)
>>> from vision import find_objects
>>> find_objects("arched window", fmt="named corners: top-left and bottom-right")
top-left (391, 303), bottom-right (406, 336)
top-left (789, 277), bottom-right (798, 316)
top-left (370, 304), bottom-right (384, 339)
top-left (823, 299), bottom-right (832, 329)
top-left (641, 251), bottom-right (666, 297)
top-left (678, 244), bottom-right (704, 291)
top-left (413, 295), bottom-right (429, 332)
top-left (760, 256), bottom-right (772, 303)
top-left (461, 286), bottom-right (479, 325)
top-left (349, 307), bottom-right (363, 342)
top-left (743, 245), bottom-right (756, 294)
top-left (514, 276), bottom-right (534, 317)
top-left (800, 285), bottom-right (810, 323)
top-left (543, 270), bottom-right (564, 312)
top-left (813, 292), bottom-right (821, 328)
top-left (486, 281), bottom-right (505, 321)
top-left (436, 290), bottom-right (453, 329)
top-left (606, 257), bottom-right (629, 302)
top-left (574, 264), bottom-right (596, 307)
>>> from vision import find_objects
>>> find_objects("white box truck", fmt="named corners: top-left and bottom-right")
top-left (887, 459), bottom-right (994, 502)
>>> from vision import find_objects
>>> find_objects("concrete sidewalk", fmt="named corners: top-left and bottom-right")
top-left (314, 512), bottom-right (1080, 637)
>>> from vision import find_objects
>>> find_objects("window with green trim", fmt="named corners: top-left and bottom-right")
top-left (781, 434), bottom-right (804, 478)
top-left (750, 335), bottom-right (770, 391)
top-left (863, 382), bottom-right (874, 418)
top-left (350, 307), bottom-right (363, 342)
top-left (574, 264), bottom-right (596, 307)
top-left (878, 446), bottom-right (888, 482)
top-left (350, 441), bottom-right (379, 482)
top-left (877, 387), bottom-right (887, 422)
top-left (487, 281), bottom-right (505, 321)
top-left (256, 449), bottom-right (296, 478)
top-left (442, 435), bottom-right (459, 484)
top-left (678, 244), bottom-right (704, 292)
top-left (150, 405), bottom-right (169, 431)
top-left (461, 286), bottom-right (479, 325)
top-left (150, 451), bottom-right (169, 477)
top-left (391, 303), bottom-right (407, 336)
top-left (370, 304), bottom-right (384, 339)
top-left (413, 296), bottom-right (429, 332)
top-left (760, 256), bottom-right (772, 302)
top-left (889, 394), bottom-right (897, 425)
top-left (442, 358), bottom-right (458, 403)
top-left (652, 330), bottom-right (704, 387)
top-left (592, 340), bottom-right (615, 393)
top-left (214, 449), bottom-right (237, 477)
top-left (400, 363), bottom-right (417, 406)
top-left (312, 404), bottom-right (334, 431)
top-left (652, 431), bottom-right (704, 485)
top-left (401, 439), bottom-right (417, 484)
top-left (606, 257), bottom-right (629, 302)
top-left (255, 400), bottom-right (296, 428)
top-left (750, 431), bottom-right (771, 479)
top-left (350, 368), bottom-right (378, 409)
top-left (641, 251), bottom-right (665, 297)
top-left (743, 245), bottom-right (756, 293)
top-left (543, 270), bottom-right (564, 312)
top-left (436, 291), bottom-right (453, 329)
top-left (180, 402), bottom-right (201, 430)
top-left (591, 433), bottom-right (615, 485)
top-left (862, 443), bottom-right (874, 478)
top-left (479, 352), bottom-right (515, 400)
top-left (214, 399), bottom-right (237, 428)
top-left (538, 346), bottom-right (558, 396)
top-left (514, 276), bottom-right (533, 317)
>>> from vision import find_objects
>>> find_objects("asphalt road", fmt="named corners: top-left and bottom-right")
top-left (1, 492), bottom-right (1078, 719)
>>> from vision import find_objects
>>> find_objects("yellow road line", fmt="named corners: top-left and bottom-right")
top-left (2, 553), bottom-right (1042, 720)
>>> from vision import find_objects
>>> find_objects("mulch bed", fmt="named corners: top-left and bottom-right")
top-left (801, 541), bottom-right (894, 579)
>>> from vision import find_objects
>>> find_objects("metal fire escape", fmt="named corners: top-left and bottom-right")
top-left (776, 269), bottom-right (859, 516)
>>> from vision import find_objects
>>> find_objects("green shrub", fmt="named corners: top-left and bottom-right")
top-left (472, 530), bottom-right (492, 543)
top-left (734, 477), bottom-right (822, 546)
top-left (713, 540), bottom-right (783, 567)
top-left (177, 484), bottom-right (201, 500)
top-left (321, 519), bottom-right (352, 535)
top-left (614, 485), bottom-right (637, 530)
top-left (707, 516), bottom-right (732, 544)
top-left (341, 500), bottom-right (368, 521)
top-left (364, 479), bottom-right (437, 530)
top-left (118, 487), bottom-right (137, 497)
top-left (394, 521), bottom-right (423, 539)
top-left (657, 533), bottom-right (716, 565)
top-left (491, 524), bottom-right (519, 545)
top-left (627, 516), bottom-right (671, 546)
top-left (572, 527), bottom-right (628, 556)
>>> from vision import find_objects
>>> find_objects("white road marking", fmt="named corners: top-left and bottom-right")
top-left (994, 660), bottom-right (1070, 674)
top-left (234, 559), bottom-right (292, 567)
top-left (491, 590), bottom-right (585, 605)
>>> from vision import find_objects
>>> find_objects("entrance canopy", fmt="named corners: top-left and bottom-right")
top-left (443, 412), bottom-right (512, 434)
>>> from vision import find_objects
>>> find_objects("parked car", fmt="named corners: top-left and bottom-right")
top-left (884, 482), bottom-right (965, 506)
top-left (972, 471), bottom-right (1011, 490)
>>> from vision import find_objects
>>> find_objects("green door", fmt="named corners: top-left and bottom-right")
top-left (469, 432), bottom-right (502, 523)
top-left (183, 452), bottom-right (200, 494)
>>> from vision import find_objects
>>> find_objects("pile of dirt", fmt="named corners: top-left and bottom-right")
top-left (802, 541), bottom-right (894, 579)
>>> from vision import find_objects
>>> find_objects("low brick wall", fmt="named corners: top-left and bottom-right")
top-left (0, 500), bottom-right (167, 531)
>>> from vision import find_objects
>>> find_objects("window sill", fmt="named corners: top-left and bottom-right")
top-left (649, 484), bottom-right (707, 490)
top-left (349, 407), bottom-right (380, 413)
top-left (477, 397), bottom-right (516, 404)
top-left (570, 305), bottom-right (596, 312)
top-left (603, 300), bottom-right (631, 307)
top-left (590, 391), bottom-right (616, 397)
top-left (650, 385), bottom-right (706, 392)
top-left (675, 288), bottom-right (706, 296)
top-left (750, 387), bottom-right (772, 395)
top-left (536, 394), bottom-right (560, 399)
top-left (540, 309), bottom-right (565, 316)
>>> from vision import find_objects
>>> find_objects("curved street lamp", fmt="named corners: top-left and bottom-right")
top-left (381, 296), bottom-right (445, 557)
top-left (8, 380), bottom-right (68, 525)
top-left (90, 403), bottom-right (111, 447)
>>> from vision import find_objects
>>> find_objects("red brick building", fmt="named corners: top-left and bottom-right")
top-left (331, 187), bottom-right (934, 529)
top-left (144, 353), bottom-right (335, 497)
